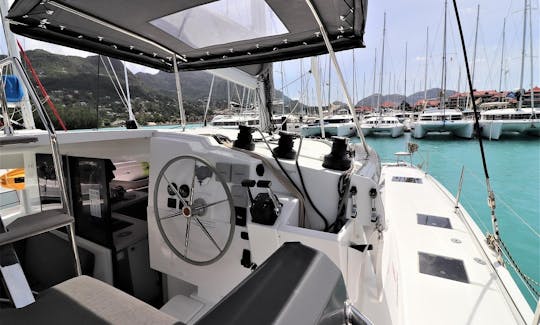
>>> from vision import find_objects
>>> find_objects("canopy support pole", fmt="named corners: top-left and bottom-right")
top-left (311, 57), bottom-right (326, 138)
top-left (305, 0), bottom-right (369, 156)
top-left (173, 56), bottom-right (186, 131)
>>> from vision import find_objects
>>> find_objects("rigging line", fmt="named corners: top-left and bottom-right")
top-left (99, 56), bottom-right (128, 109)
top-left (295, 136), bottom-right (330, 231)
top-left (445, 153), bottom-right (540, 239)
top-left (106, 57), bottom-right (130, 108)
top-left (498, 239), bottom-right (540, 298)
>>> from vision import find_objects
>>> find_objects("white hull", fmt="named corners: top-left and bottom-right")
top-left (412, 120), bottom-right (474, 138)
top-left (324, 122), bottom-right (356, 137)
top-left (361, 125), bottom-right (404, 138)
top-left (300, 124), bottom-right (322, 137)
top-left (480, 120), bottom-right (540, 140)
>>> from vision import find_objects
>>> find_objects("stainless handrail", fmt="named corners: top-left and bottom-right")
top-left (0, 56), bottom-right (81, 276)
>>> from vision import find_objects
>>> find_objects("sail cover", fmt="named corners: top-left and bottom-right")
top-left (7, 0), bottom-right (367, 74)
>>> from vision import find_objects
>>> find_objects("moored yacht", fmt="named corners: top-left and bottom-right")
top-left (321, 114), bottom-right (356, 137)
top-left (360, 115), bottom-right (404, 137)
top-left (480, 106), bottom-right (540, 139)
top-left (209, 112), bottom-right (259, 128)
top-left (412, 108), bottom-right (474, 138)
top-left (299, 114), bottom-right (356, 137)
top-left (0, 0), bottom-right (535, 324)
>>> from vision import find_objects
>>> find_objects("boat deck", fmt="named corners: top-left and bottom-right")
top-left (380, 164), bottom-right (532, 325)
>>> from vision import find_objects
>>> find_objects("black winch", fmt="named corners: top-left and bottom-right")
top-left (272, 131), bottom-right (296, 159)
top-left (322, 136), bottom-right (351, 171)
top-left (233, 125), bottom-right (255, 151)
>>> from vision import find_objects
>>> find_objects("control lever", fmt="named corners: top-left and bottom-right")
top-left (256, 180), bottom-right (281, 215)
top-left (241, 179), bottom-right (256, 204)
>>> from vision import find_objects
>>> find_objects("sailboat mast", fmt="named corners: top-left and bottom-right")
top-left (404, 42), bottom-right (408, 111)
top-left (423, 27), bottom-right (429, 109)
top-left (498, 18), bottom-right (506, 93)
top-left (471, 5), bottom-right (480, 88)
top-left (363, 72), bottom-right (366, 106)
top-left (281, 61), bottom-right (285, 114)
top-left (518, 0), bottom-right (527, 109)
top-left (327, 56), bottom-right (332, 110)
top-left (372, 48), bottom-right (377, 110)
top-left (528, 0), bottom-right (534, 109)
top-left (466, 4), bottom-right (480, 110)
top-left (440, 0), bottom-right (448, 110)
top-left (353, 49), bottom-right (356, 105)
top-left (377, 12), bottom-right (386, 112)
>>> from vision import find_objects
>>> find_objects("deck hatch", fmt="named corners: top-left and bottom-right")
top-left (391, 176), bottom-right (423, 184)
top-left (418, 252), bottom-right (469, 283)
top-left (417, 214), bottom-right (452, 229)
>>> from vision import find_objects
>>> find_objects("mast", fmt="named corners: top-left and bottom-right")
top-left (372, 48), bottom-right (377, 110)
top-left (300, 58), bottom-right (304, 115)
top-left (377, 12), bottom-right (386, 113)
top-left (498, 18), bottom-right (506, 93)
top-left (518, 0), bottom-right (527, 109)
top-left (440, 0), bottom-right (448, 111)
top-left (528, 0), bottom-right (534, 110)
top-left (466, 4), bottom-right (480, 110)
top-left (423, 26), bottom-right (429, 110)
top-left (404, 42), bottom-right (408, 111)
top-left (457, 65), bottom-right (461, 108)
top-left (327, 55), bottom-right (332, 111)
top-left (352, 49), bottom-right (356, 106)
top-left (311, 57), bottom-right (326, 138)
top-left (281, 61), bottom-right (285, 114)
top-left (362, 72), bottom-right (366, 106)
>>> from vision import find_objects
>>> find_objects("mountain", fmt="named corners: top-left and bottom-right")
top-left (17, 50), bottom-right (257, 127)
top-left (356, 88), bottom-right (456, 107)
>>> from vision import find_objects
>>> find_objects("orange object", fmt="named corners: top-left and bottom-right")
top-left (0, 168), bottom-right (25, 190)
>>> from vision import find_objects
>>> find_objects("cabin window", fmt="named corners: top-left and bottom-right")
top-left (150, 0), bottom-right (289, 49)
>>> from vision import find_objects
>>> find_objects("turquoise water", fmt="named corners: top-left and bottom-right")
top-left (352, 133), bottom-right (540, 308)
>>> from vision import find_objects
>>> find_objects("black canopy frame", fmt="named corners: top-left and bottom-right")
top-left (7, 0), bottom-right (367, 74)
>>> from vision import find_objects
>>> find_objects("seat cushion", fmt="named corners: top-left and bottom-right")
top-left (0, 276), bottom-right (180, 325)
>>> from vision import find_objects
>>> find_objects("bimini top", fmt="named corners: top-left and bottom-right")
top-left (7, 0), bottom-right (367, 74)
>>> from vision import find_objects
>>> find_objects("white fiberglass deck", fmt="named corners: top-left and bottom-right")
top-left (380, 165), bottom-right (532, 325)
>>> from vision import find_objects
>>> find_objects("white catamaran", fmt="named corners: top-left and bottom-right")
top-left (0, 1), bottom-right (537, 325)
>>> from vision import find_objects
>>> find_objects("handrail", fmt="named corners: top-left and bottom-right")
top-left (0, 56), bottom-right (81, 276)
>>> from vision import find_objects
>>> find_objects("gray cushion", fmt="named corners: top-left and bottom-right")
top-left (0, 276), bottom-right (179, 325)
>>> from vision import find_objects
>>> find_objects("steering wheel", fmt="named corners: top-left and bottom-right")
top-left (153, 155), bottom-right (235, 265)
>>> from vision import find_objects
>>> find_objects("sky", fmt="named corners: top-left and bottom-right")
top-left (1, 0), bottom-right (538, 104)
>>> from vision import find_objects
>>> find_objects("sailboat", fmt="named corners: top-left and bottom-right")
top-left (411, 0), bottom-right (473, 139)
top-left (0, 1), bottom-right (536, 324)
top-left (479, 0), bottom-right (539, 139)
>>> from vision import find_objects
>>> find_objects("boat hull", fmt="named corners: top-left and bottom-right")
top-left (324, 123), bottom-right (356, 137)
top-left (412, 120), bottom-right (474, 138)
top-left (480, 120), bottom-right (540, 139)
top-left (361, 125), bottom-right (404, 138)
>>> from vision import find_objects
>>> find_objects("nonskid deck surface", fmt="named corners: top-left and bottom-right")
top-left (380, 165), bottom-right (530, 325)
